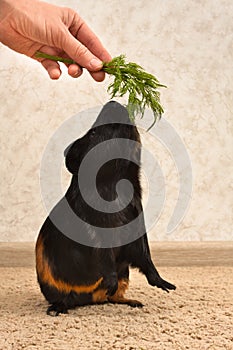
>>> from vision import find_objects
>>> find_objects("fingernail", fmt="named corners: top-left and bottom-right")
top-left (73, 68), bottom-right (80, 77)
top-left (90, 58), bottom-right (102, 70)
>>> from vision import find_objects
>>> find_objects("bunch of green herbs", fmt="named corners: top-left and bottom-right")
top-left (35, 52), bottom-right (166, 129)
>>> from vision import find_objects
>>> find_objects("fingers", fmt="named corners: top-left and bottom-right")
top-left (66, 11), bottom-right (112, 65)
top-left (41, 60), bottom-right (83, 80)
top-left (89, 70), bottom-right (106, 82)
top-left (35, 46), bottom-right (83, 80)
top-left (34, 46), bottom-right (61, 79)
top-left (60, 10), bottom-right (112, 73)
top-left (41, 59), bottom-right (61, 80)
top-left (62, 14), bottom-right (112, 81)
top-left (72, 16), bottom-right (112, 63)
top-left (61, 30), bottom-right (103, 72)
top-left (40, 54), bottom-right (104, 81)
top-left (68, 64), bottom-right (83, 78)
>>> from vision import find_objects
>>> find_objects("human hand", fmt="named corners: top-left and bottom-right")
top-left (0, 0), bottom-right (111, 80)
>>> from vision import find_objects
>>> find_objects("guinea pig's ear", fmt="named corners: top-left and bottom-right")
top-left (64, 141), bottom-right (75, 158)
top-left (64, 141), bottom-right (79, 174)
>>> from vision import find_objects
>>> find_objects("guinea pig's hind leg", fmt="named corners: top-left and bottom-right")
top-left (104, 272), bottom-right (118, 296)
top-left (91, 273), bottom-right (118, 304)
top-left (108, 279), bottom-right (143, 308)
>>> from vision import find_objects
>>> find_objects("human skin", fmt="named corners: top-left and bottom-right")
top-left (0, 0), bottom-right (112, 80)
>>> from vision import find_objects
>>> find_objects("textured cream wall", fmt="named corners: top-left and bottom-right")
top-left (0, 0), bottom-right (232, 241)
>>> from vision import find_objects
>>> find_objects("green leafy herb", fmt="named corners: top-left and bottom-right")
top-left (35, 51), bottom-right (166, 130)
top-left (103, 55), bottom-right (166, 129)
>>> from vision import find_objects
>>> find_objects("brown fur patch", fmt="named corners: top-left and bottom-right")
top-left (108, 279), bottom-right (142, 306)
top-left (92, 289), bottom-right (108, 303)
top-left (108, 278), bottom-right (129, 300)
top-left (35, 234), bottom-right (103, 294)
top-left (109, 279), bottom-right (129, 299)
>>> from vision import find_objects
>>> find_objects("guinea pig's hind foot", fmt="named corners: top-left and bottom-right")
top-left (109, 296), bottom-right (144, 308)
top-left (47, 303), bottom-right (68, 317)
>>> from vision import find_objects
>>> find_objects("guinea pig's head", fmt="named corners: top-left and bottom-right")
top-left (65, 101), bottom-right (141, 175)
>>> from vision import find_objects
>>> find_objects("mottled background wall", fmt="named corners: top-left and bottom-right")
top-left (0, 0), bottom-right (232, 241)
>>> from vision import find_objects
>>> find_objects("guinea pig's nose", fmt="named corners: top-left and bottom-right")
top-left (95, 101), bottom-right (129, 125)
top-left (105, 100), bottom-right (124, 111)
top-left (64, 142), bottom-right (75, 157)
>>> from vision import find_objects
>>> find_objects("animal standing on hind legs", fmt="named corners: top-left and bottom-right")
top-left (36, 101), bottom-right (176, 316)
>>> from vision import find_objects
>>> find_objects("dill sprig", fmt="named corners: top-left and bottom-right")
top-left (103, 55), bottom-right (166, 129)
top-left (35, 51), bottom-right (166, 129)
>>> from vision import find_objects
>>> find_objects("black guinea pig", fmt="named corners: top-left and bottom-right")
top-left (35, 101), bottom-right (176, 316)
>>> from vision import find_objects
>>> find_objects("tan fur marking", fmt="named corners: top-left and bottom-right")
top-left (108, 279), bottom-right (142, 305)
top-left (108, 278), bottom-right (129, 300)
top-left (92, 289), bottom-right (108, 303)
top-left (36, 234), bottom-right (103, 294)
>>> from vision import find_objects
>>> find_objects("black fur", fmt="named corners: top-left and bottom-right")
top-left (36, 101), bottom-right (176, 316)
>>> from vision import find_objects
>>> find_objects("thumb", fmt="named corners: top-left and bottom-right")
top-left (61, 30), bottom-right (103, 71)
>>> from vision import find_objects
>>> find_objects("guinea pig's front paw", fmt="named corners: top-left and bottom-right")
top-left (147, 274), bottom-right (176, 293)
top-left (104, 272), bottom-right (118, 296)
top-left (47, 303), bottom-right (68, 317)
top-left (157, 278), bottom-right (176, 293)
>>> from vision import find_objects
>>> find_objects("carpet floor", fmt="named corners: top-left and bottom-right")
top-left (0, 242), bottom-right (232, 350)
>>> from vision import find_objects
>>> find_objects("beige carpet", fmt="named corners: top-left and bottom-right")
top-left (0, 242), bottom-right (232, 350)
